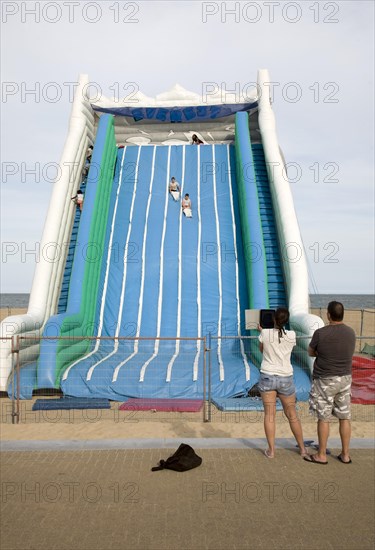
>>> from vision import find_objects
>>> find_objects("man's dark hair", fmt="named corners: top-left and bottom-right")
top-left (327, 301), bottom-right (344, 321)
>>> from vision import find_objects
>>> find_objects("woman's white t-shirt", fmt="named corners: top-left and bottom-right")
top-left (258, 328), bottom-right (296, 376)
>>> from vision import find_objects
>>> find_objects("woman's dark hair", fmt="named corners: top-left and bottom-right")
top-left (274, 308), bottom-right (290, 343)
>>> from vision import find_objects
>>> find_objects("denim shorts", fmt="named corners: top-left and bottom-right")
top-left (258, 373), bottom-right (295, 396)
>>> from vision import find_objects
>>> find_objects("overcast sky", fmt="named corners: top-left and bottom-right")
top-left (1, 0), bottom-right (374, 294)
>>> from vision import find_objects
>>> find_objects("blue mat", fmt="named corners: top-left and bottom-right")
top-left (211, 397), bottom-right (284, 412)
top-left (32, 398), bottom-right (111, 411)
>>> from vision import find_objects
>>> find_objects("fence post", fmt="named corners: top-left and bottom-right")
top-left (11, 335), bottom-right (20, 424)
top-left (11, 336), bottom-right (16, 424)
top-left (202, 337), bottom-right (207, 422)
top-left (207, 332), bottom-right (212, 422)
top-left (16, 335), bottom-right (20, 424)
top-left (359, 310), bottom-right (364, 352)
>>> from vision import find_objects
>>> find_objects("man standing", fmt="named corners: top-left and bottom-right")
top-left (305, 301), bottom-right (356, 465)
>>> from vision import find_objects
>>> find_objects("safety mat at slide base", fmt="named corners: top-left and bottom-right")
top-left (351, 375), bottom-right (375, 405)
top-left (211, 398), bottom-right (284, 412)
top-left (119, 399), bottom-right (204, 412)
top-left (32, 398), bottom-right (111, 410)
top-left (353, 356), bottom-right (375, 369)
top-left (351, 356), bottom-right (375, 405)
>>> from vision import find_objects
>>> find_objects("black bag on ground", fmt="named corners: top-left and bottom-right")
top-left (151, 443), bottom-right (202, 472)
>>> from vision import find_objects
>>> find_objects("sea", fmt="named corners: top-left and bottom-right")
top-left (1, 293), bottom-right (374, 310)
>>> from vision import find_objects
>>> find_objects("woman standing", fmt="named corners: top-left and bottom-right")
top-left (258, 308), bottom-right (307, 458)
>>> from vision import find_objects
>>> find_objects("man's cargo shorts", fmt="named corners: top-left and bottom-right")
top-left (309, 375), bottom-right (352, 420)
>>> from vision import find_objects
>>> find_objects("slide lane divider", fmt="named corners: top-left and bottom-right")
top-left (139, 146), bottom-right (172, 382)
top-left (212, 145), bottom-right (225, 381)
top-left (86, 146), bottom-right (142, 381)
top-left (112, 145), bottom-right (157, 382)
top-left (166, 146), bottom-right (186, 382)
top-left (193, 145), bottom-right (202, 381)
top-left (62, 147), bottom-right (128, 381)
top-left (226, 145), bottom-right (251, 381)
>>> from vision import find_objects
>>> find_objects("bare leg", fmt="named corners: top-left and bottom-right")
top-left (260, 391), bottom-right (277, 457)
top-left (279, 394), bottom-right (307, 456)
top-left (316, 419), bottom-right (330, 461)
top-left (339, 419), bottom-right (351, 462)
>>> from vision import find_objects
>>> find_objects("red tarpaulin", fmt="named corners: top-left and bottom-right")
top-left (351, 356), bottom-right (375, 405)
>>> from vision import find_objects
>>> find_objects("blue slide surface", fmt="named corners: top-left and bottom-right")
top-left (60, 143), bottom-right (260, 399)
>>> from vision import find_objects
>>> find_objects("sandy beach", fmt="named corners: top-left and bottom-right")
top-left (0, 308), bottom-right (27, 322)
top-left (1, 400), bottom-right (374, 442)
top-left (311, 307), bottom-right (375, 351)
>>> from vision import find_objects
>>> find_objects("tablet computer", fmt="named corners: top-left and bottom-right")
top-left (259, 309), bottom-right (275, 329)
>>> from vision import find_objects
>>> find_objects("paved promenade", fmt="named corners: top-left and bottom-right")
top-left (1, 399), bottom-right (374, 550)
top-left (1, 442), bottom-right (374, 550)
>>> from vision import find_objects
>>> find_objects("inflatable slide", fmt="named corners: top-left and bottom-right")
top-left (0, 70), bottom-right (323, 400)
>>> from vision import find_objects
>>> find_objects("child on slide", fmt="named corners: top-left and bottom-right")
top-left (71, 189), bottom-right (84, 212)
top-left (169, 177), bottom-right (181, 201)
top-left (182, 194), bottom-right (192, 218)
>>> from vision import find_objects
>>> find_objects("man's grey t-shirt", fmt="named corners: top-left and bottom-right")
top-left (309, 324), bottom-right (356, 379)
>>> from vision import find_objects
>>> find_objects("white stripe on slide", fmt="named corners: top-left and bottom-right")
top-left (86, 146), bottom-right (142, 381)
top-left (166, 146), bottom-right (185, 382)
top-left (112, 146), bottom-right (157, 382)
top-left (192, 145), bottom-right (202, 381)
top-left (226, 145), bottom-right (251, 381)
top-left (212, 145), bottom-right (225, 381)
top-left (62, 146), bottom-right (127, 381)
top-left (139, 146), bottom-right (171, 382)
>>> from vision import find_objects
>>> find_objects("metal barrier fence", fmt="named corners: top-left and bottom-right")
top-left (8, 335), bottom-right (209, 424)
top-left (3, 335), bottom-right (375, 425)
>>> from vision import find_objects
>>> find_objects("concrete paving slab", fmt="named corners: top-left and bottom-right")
top-left (1, 448), bottom-right (374, 550)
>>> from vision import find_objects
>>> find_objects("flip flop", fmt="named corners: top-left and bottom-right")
top-left (336, 454), bottom-right (352, 464)
top-left (303, 455), bottom-right (328, 465)
top-left (313, 444), bottom-right (331, 455)
top-left (264, 449), bottom-right (274, 459)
